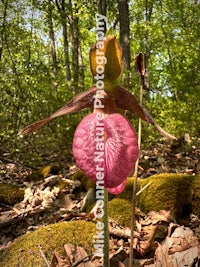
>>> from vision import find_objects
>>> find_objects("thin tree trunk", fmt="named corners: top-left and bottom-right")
top-left (48, 0), bottom-right (57, 77)
top-left (55, 0), bottom-right (71, 81)
top-left (98, 0), bottom-right (107, 33)
top-left (144, 0), bottom-right (154, 93)
top-left (117, 0), bottom-right (130, 88)
top-left (73, 15), bottom-right (79, 92)
top-left (68, 0), bottom-right (79, 94)
top-left (0, 0), bottom-right (9, 61)
top-left (79, 44), bottom-right (85, 91)
top-left (54, 0), bottom-right (71, 81)
top-left (27, 1), bottom-right (35, 67)
top-left (62, 19), bottom-right (71, 81)
top-left (159, 0), bottom-right (178, 100)
top-left (117, 0), bottom-right (130, 70)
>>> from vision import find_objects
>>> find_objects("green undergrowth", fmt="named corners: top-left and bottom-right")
top-left (0, 221), bottom-right (96, 267)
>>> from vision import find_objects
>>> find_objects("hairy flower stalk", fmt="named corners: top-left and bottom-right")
top-left (19, 36), bottom-right (177, 265)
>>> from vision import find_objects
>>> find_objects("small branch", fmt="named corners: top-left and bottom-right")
top-left (136, 181), bottom-right (152, 196)
top-left (38, 245), bottom-right (50, 267)
top-left (109, 224), bottom-right (140, 240)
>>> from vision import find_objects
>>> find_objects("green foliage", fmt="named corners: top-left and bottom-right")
top-left (129, 0), bottom-right (200, 141)
top-left (0, 0), bottom-right (199, 162)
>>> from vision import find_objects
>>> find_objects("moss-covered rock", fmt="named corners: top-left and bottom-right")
top-left (137, 173), bottom-right (198, 219)
top-left (0, 183), bottom-right (24, 205)
top-left (72, 171), bottom-right (200, 222)
top-left (0, 221), bottom-right (96, 267)
top-left (117, 173), bottom-right (200, 220)
top-left (108, 198), bottom-right (132, 227)
top-left (55, 179), bottom-right (71, 191)
top-left (24, 165), bottom-right (61, 182)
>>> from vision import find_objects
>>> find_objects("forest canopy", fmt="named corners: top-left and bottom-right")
top-left (0, 0), bottom-right (199, 165)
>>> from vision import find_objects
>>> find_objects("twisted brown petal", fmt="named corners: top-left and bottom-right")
top-left (114, 86), bottom-right (177, 141)
top-left (19, 86), bottom-right (97, 135)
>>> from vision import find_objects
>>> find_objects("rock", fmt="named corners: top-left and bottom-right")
top-left (0, 221), bottom-right (96, 267)
top-left (73, 172), bottom-right (200, 222)
top-left (108, 198), bottom-right (132, 227)
top-left (0, 183), bottom-right (24, 205)
top-left (137, 173), bottom-right (200, 221)
top-left (24, 165), bottom-right (61, 182)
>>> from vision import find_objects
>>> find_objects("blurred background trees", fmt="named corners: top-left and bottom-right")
top-left (0, 0), bottom-right (199, 166)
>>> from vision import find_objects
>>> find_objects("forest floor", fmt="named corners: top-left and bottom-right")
top-left (0, 137), bottom-right (200, 266)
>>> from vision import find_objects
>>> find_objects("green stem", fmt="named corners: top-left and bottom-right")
top-left (103, 188), bottom-right (110, 267)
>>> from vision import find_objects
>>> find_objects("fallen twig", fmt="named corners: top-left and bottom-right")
top-left (39, 244), bottom-right (50, 267)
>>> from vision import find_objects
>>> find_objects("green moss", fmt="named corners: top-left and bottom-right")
top-left (72, 172), bottom-right (200, 221)
top-left (117, 177), bottom-right (134, 200)
top-left (108, 198), bottom-right (132, 227)
top-left (110, 174), bottom-right (200, 221)
top-left (137, 173), bottom-right (196, 219)
top-left (0, 183), bottom-right (24, 205)
top-left (0, 221), bottom-right (96, 267)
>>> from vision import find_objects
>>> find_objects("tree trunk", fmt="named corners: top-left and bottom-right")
top-left (68, 0), bottom-right (79, 94)
top-left (0, 0), bottom-right (8, 61)
top-left (47, 0), bottom-right (57, 77)
top-left (98, 0), bottom-right (107, 33)
top-left (144, 0), bottom-right (153, 93)
top-left (55, 0), bottom-right (71, 81)
top-left (79, 44), bottom-right (85, 91)
top-left (117, 0), bottom-right (130, 70)
top-left (61, 0), bottom-right (71, 81)
top-left (62, 19), bottom-right (71, 81)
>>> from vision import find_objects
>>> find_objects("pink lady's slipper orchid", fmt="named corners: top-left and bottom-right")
top-left (73, 112), bottom-right (138, 193)
top-left (20, 36), bottom-right (176, 194)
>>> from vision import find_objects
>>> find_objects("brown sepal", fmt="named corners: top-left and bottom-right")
top-left (19, 84), bottom-right (177, 141)
top-left (19, 86), bottom-right (97, 135)
top-left (114, 86), bottom-right (177, 141)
